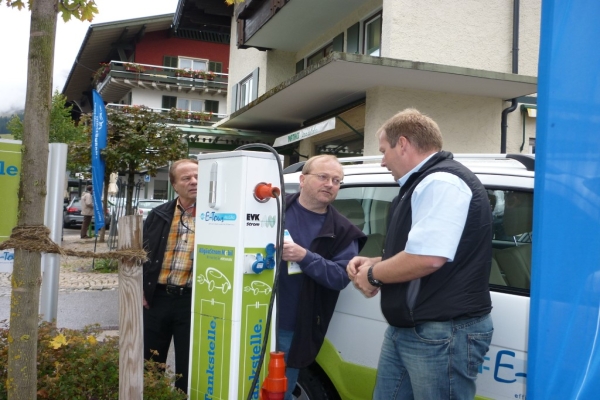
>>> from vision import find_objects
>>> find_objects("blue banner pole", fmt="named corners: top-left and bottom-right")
top-left (91, 90), bottom-right (107, 234)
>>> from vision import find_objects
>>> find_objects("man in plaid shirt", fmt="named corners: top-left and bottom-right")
top-left (142, 159), bottom-right (198, 394)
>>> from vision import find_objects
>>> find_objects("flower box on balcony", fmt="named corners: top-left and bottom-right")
top-left (123, 63), bottom-right (146, 73)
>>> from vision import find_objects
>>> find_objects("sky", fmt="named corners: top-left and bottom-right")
top-left (0, 0), bottom-right (180, 116)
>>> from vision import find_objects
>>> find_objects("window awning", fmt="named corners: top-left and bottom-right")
top-left (273, 118), bottom-right (336, 147)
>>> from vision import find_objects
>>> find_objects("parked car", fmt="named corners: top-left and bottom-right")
top-left (63, 197), bottom-right (112, 229)
top-left (282, 154), bottom-right (534, 400)
top-left (135, 199), bottom-right (167, 222)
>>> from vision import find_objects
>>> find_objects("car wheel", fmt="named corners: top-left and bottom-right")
top-left (293, 366), bottom-right (340, 400)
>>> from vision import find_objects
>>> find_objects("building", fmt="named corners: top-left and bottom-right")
top-left (63, 1), bottom-right (274, 198)
top-left (218, 0), bottom-right (540, 161)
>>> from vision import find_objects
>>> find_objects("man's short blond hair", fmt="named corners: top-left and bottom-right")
top-left (169, 159), bottom-right (198, 183)
top-left (301, 155), bottom-right (343, 176)
top-left (377, 108), bottom-right (443, 153)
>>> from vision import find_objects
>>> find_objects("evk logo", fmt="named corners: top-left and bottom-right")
top-left (246, 214), bottom-right (276, 228)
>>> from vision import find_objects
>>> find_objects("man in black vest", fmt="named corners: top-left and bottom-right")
top-left (279, 155), bottom-right (366, 399)
top-left (348, 109), bottom-right (493, 400)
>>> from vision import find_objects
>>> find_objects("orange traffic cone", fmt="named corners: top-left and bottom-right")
top-left (260, 351), bottom-right (287, 400)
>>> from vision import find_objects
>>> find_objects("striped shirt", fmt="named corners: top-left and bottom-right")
top-left (158, 200), bottom-right (195, 287)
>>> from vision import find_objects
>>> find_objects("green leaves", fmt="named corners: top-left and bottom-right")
top-left (2, 0), bottom-right (99, 22)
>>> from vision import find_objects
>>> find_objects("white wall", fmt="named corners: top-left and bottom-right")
top-left (296, 0), bottom-right (382, 60)
top-left (227, 17), bottom-right (268, 114)
top-left (128, 88), bottom-right (226, 114)
top-left (363, 86), bottom-right (506, 155)
top-left (382, 0), bottom-right (540, 75)
top-left (265, 50), bottom-right (296, 91)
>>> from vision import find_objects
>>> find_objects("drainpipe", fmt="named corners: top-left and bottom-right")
top-left (500, 0), bottom-right (520, 153)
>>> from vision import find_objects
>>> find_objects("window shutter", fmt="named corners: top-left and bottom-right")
top-left (231, 84), bottom-right (238, 113)
top-left (251, 68), bottom-right (259, 102)
top-left (209, 61), bottom-right (223, 73)
top-left (163, 56), bottom-right (177, 68)
top-left (162, 96), bottom-right (177, 109)
top-left (347, 22), bottom-right (360, 54)
top-left (296, 59), bottom-right (304, 74)
top-left (205, 100), bottom-right (219, 114)
top-left (332, 32), bottom-right (344, 52)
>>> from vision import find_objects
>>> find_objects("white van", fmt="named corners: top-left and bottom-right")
top-left (283, 154), bottom-right (534, 400)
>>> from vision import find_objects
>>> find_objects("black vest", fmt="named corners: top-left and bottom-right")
top-left (381, 151), bottom-right (492, 327)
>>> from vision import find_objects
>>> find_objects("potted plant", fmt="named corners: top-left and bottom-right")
top-left (92, 62), bottom-right (111, 84)
top-left (175, 68), bottom-right (193, 78)
top-left (123, 62), bottom-right (145, 73)
top-left (205, 71), bottom-right (216, 81)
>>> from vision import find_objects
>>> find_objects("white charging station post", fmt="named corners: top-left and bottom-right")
top-left (190, 151), bottom-right (281, 399)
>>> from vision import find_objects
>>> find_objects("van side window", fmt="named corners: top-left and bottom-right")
top-left (488, 189), bottom-right (533, 291)
top-left (332, 186), bottom-right (399, 258)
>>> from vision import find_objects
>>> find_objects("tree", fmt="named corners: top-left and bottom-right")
top-left (101, 105), bottom-right (188, 214)
top-left (69, 106), bottom-right (189, 241)
top-left (0, 1), bottom-right (97, 398)
top-left (8, 90), bottom-right (89, 173)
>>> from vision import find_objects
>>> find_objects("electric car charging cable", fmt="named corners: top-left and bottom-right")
top-left (235, 144), bottom-right (286, 400)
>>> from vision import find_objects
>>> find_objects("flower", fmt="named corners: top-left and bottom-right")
top-left (50, 333), bottom-right (68, 349)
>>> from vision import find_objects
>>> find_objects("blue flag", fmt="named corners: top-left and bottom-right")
top-left (91, 90), bottom-right (107, 233)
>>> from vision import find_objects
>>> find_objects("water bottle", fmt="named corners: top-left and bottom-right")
top-left (284, 229), bottom-right (301, 274)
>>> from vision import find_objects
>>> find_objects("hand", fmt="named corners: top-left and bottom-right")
top-left (353, 264), bottom-right (380, 298)
top-left (347, 256), bottom-right (378, 281)
top-left (143, 294), bottom-right (149, 309)
top-left (281, 241), bottom-right (307, 262)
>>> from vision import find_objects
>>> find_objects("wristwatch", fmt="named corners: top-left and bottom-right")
top-left (367, 264), bottom-right (383, 287)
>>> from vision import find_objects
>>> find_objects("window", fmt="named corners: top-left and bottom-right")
top-left (488, 189), bottom-right (533, 291)
top-left (205, 100), bottom-right (219, 114)
top-left (332, 186), bottom-right (398, 258)
top-left (177, 98), bottom-right (203, 112)
top-left (163, 56), bottom-right (178, 68)
top-left (364, 13), bottom-right (382, 56)
top-left (239, 75), bottom-right (254, 108)
top-left (307, 43), bottom-right (334, 67)
top-left (208, 61), bottom-right (223, 73)
top-left (231, 68), bottom-right (259, 112)
top-left (153, 180), bottom-right (168, 200)
top-left (162, 96), bottom-right (177, 109)
top-left (179, 57), bottom-right (207, 71)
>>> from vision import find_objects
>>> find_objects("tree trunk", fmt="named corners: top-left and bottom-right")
top-left (126, 169), bottom-right (135, 215)
top-left (8, 1), bottom-right (58, 398)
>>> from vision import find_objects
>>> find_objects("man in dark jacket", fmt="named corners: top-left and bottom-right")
top-left (142, 159), bottom-right (198, 394)
top-left (348, 109), bottom-right (493, 400)
top-left (279, 155), bottom-right (366, 399)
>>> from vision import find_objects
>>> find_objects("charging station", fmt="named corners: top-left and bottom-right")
top-left (189, 150), bottom-right (282, 399)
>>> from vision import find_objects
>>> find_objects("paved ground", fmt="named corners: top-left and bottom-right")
top-left (0, 228), bottom-right (119, 298)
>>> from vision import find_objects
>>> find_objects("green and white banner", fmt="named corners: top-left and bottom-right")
top-left (0, 139), bottom-right (21, 272)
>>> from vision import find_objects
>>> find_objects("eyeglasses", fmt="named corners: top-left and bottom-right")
top-left (305, 173), bottom-right (343, 186)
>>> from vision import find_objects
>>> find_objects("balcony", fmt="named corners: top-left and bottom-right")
top-left (94, 61), bottom-right (228, 104)
top-left (237, 0), bottom-right (367, 51)
top-left (106, 103), bottom-right (227, 128)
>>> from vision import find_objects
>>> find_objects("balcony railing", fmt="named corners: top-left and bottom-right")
top-left (94, 61), bottom-right (228, 102)
top-left (106, 103), bottom-right (227, 127)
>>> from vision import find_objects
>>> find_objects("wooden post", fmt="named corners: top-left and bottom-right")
top-left (118, 215), bottom-right (144, 399)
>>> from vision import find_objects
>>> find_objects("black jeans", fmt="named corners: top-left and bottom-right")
top-left (143, 287), bottom-right (192, 393)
